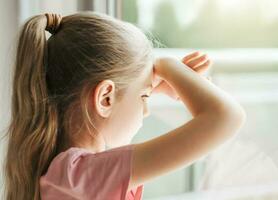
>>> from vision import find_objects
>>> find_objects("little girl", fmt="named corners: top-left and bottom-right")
top-left (3, 11), bottom-right (246, 200)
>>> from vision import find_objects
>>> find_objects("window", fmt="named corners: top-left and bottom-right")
top-left (123, 0), bottom-right (278, 48)
top-left (123, 0), bottom-right (278, 199)
top-left (16, 0), bottom-right (278, 199)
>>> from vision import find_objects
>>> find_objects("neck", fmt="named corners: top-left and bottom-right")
top-left (72, 130), bottom-right (107, 153)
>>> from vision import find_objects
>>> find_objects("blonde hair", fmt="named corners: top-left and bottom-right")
top-left (3, 11), bottom-right (153, 200)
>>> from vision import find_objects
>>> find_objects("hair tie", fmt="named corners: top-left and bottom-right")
top-left (45, 13), bottom-right (63, 35)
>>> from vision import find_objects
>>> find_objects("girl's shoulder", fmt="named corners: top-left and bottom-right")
top-left (40, 143), bottom-right (141, 200)
top-left (52, 144), bottom-right (136, 170)
top-left (50, 143), bottom-right (136, 166)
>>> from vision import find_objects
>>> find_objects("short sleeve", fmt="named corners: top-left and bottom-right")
top-left (71, 144), bottom-right (135, 199)
top-left (40, 144), bottom-right (136, 200)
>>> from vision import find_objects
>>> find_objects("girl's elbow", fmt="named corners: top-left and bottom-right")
top-left (216, 99), bottom-right (245, 117)
top-left (234, 105), bottom-right (247, 130)
top-left (217, 102), bottom-right (247, 131)
top-left (229, 103), bottom-right (246, 123)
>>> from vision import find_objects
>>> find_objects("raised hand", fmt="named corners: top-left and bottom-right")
top-left (152, 52), bottom-right (213, 101)
top-left (181, 51), bottom-right (212, 80)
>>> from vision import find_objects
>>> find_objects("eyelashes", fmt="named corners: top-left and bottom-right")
top-left (142, 95), bottom-right (150, 101)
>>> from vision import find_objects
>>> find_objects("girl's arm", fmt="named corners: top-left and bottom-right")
top-left (127, 56), bottom-right (246, 191)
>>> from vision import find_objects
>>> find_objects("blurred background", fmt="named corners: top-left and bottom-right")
top-left (1, 0), bottom-right (278, 199)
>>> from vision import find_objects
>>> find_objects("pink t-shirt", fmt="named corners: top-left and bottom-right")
top-left (40, 144), bottom-right (144, 200)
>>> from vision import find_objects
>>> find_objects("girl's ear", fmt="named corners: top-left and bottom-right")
top-left (93, 80), bottom-right (116, 118)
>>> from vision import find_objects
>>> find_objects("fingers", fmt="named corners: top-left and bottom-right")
top-left (182, 51), bottom-right (200, 63)
top-left (186, 54), bottom-right (209, 69)
top-left (194, 59), bottom-right (212, 73)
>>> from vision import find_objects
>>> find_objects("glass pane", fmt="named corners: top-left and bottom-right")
top-left (123, 1), bottom-right (278, 199)
top-left (123, 0), bottom-right (278, 48)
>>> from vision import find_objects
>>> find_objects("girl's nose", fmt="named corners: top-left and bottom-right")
top-left (143, 103), bottom-right (150, 118)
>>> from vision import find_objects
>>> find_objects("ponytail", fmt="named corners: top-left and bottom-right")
top-left (3, 11), bottom-right (155, 200)
top-left (3, 14), bottom-right (59, 200)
